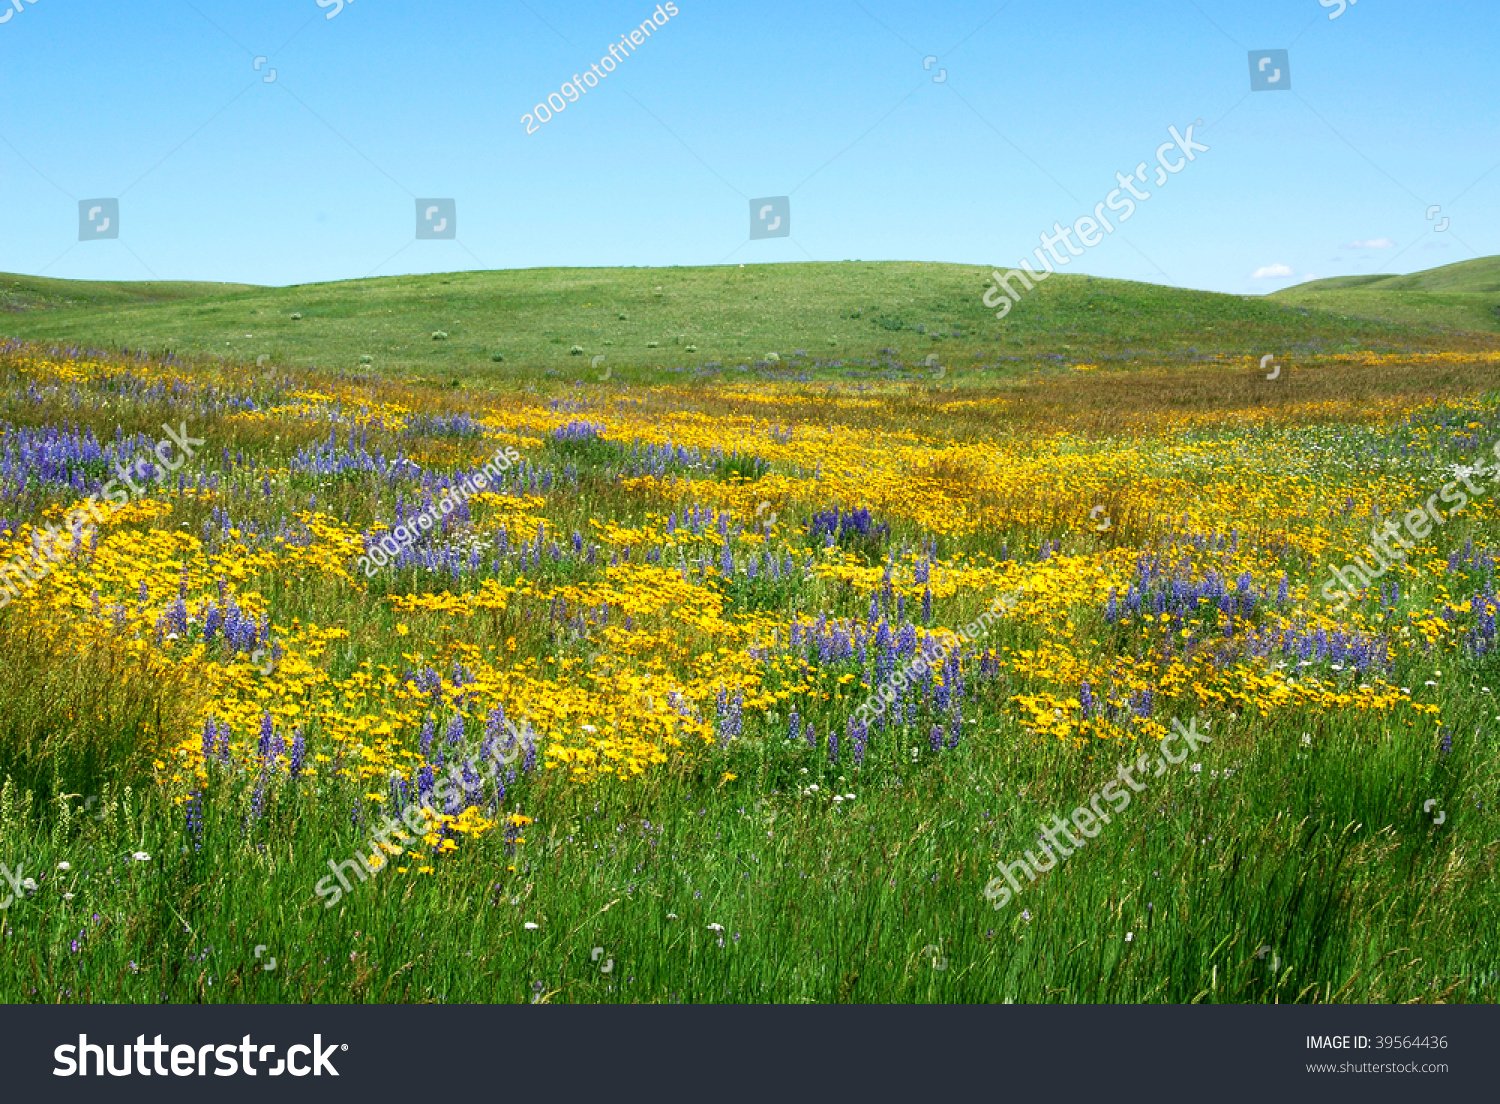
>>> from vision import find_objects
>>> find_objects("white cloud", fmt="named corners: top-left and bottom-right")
top-left (1303, 273), bottom-right (1317, 281)
top-left (1251, 263), bottom-right (1295, 279)
top-left (1348, 238), bottom-right (1395, 248)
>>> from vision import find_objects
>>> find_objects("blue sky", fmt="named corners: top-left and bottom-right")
top-left (1, 0), bottom-right (1495, 294)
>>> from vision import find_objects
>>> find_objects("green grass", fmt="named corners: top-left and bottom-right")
top-left (2, 694), bottom-right (1495, 1003)
top-left (4, 260), bottom-right (1496, 383)
top-left (0, 273), bottom-right (256, 313)
top-left (1272, 256), bottom-right (1500, 336)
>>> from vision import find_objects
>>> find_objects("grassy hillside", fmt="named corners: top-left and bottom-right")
top-left (1272, 256), bottom-right (1500, 335)
top-left (0, 273), bottom-right (256, 313)
top-left (4, 262), bottom-right (1495, 380)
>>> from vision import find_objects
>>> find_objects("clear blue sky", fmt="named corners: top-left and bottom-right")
top-left (1, 0), bottom-right (1495, 294)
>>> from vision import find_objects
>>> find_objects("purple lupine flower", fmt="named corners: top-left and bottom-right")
top-left (929, 725), bottom-right (943, 753)
top-left (805, 721), bottom-right (816, 751)
top-left (415, 666), bottom-right (443, 699)
top-left (922, 588), bottom-right (933, 623)
top-left (483, 703), bottom-right (508, 761)
top-left (461, 760), bottom-right (483, 807)
top-left (445, 712), bottom-right (465, 746)
top-left (788, 708), bottom-right (801, 744)
top-left (419, 715), bottom-right (437, 758)
top-left (201, 717), bottom-right (217, 763)
top-left (850, 716), bottom-right (867, 766)
top-left (166, 596), bottom-right (188, 637)
top-left (289, 730), bottom-right (306, 777)
top-left (874, 620), bottom-right (895, 684)
top-left (714, 687), bottom-right (743, 745)
top-left (257, 713), bottom-right (274, 761)
top-left (185, 793), bottom-right (204, 851)
top-left (552, 421), bottom-right (605, 442)
top-left (251, 771), bottom-right (269, 822)
top-left (827, 730), bottom-right (838, 763)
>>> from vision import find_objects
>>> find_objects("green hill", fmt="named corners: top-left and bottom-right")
top-left (1271, 255), bottom-right (1500, 335)
top-left (3, 261), bottom-right (1496, 377)
top-left (1, 273), bottom-right (257, 313)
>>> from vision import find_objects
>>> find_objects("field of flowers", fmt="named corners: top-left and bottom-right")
top-left (0, 337), bottom-right (1497, 1003)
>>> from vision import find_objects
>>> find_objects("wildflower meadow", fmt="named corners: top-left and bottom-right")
top-left (0, 314), bottom-right (1496, 1004)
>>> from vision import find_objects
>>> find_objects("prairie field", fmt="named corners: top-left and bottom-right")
top-left (1, 265), bottom-right (1499, 1004)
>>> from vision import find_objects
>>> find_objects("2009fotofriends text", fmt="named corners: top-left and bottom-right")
top-left (358, 444), bottom-right (521, 578)
top-left (522, 4), bottom-right (680, 134)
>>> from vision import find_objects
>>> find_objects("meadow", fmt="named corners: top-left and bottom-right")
top-left (0, 261), bottom-right (1498, 1004)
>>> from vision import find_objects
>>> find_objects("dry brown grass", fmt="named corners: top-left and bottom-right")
top-left (979, 356), bottom-right (1500, 436)
top-left (605, 355), bottom-right (1498, 448)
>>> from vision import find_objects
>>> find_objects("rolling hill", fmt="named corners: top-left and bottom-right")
top-left (1271, 255), bottom-right (1500, 335)
top-left (3, 260), bottom-right (1497, 378)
